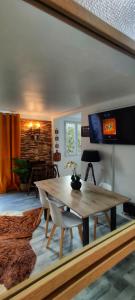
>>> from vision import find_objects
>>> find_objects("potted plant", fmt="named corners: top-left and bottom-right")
top-left (65, 161), bottom-right (82, 190)
top-left (13, 158), bottom-right (30, 191)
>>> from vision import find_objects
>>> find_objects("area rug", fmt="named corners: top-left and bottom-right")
top-left (0, 208), bottom-right (43, 289)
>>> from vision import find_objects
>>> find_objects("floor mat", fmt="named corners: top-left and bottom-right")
top-left (0, 208), bottom-right (42, 289)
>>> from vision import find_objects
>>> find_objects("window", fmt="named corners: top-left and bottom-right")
top-left (65, 122), bottom-right (81, 156)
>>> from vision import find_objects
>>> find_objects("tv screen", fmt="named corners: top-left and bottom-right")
top-left (88, 106), bottom-right (135, 145)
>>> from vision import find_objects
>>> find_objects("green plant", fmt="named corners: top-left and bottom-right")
top-left (13, 158), bottom-right (30, 184)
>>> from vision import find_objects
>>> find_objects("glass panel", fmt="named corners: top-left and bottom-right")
top-left (0, 186), bottom-right (131, 298)
top-left (74, 0), bottom-right (135, 40)
top-left (77, 123), bottom-right (81, 153)
top-left (65, 122), bottom-right (76, 155)
top-left (73, 252), bottom-right (135, 300)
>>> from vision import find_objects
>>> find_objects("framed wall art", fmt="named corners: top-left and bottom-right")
top-left (81, 126), bottom-right (90, 137)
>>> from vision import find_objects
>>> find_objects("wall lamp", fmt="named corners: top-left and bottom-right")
top-left (28, 122), bottom-right (41, 143)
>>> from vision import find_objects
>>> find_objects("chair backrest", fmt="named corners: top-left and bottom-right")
top-left (99, 182), bottom-right (112, 191)
top-left (38, 187), bottom-right (49, 209)
top-left (31, 165), bottom-right (59, 184)
top-left (30, 166), bottom-right (45, 182)
top-left (45, 165), bottom-right (58, 179)
top-left (48, 200), bottom-right (63, 227)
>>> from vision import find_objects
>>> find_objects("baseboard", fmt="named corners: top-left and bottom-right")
top-left (123, 202), bottom-right (135, 217)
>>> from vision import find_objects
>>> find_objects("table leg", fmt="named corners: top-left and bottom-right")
top-left (83, 217), bottom-right (89, 246)
top-left (110, 207), bottom-right (116, 231)
top-left (44, 208), bottom-right (51, 221)
top-left (44, 209), bottom-right (47, 220)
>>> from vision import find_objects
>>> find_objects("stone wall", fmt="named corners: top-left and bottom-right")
top-left (20, 119), bottom-right (52, 163)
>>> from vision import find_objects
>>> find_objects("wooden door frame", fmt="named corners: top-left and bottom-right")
top-left (23, 0), bottom-right (135, 56)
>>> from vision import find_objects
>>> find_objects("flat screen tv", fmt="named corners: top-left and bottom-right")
top-left (88, 106), bottom-right (135, 145)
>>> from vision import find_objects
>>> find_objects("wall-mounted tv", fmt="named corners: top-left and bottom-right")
top-left (88, 106), bottom-right (135, 145)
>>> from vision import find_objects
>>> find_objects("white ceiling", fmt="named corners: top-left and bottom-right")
top-left (0, 0), bottom-right (135, 118)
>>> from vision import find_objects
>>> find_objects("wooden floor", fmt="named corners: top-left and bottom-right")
top-left (0, 191), bottom-right (134, 299)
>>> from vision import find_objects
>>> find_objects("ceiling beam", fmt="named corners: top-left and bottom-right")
top-left (23, 0), bottom-right (135, 57)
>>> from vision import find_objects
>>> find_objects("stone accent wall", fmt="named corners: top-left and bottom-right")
top-left (20, 119), bottom-right (52, 163)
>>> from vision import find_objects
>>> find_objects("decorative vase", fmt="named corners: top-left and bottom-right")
top-left (71, 180), bottom-right (82, 190)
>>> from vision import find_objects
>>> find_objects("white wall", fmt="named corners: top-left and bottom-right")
top-left (81, 94), bottom-right (135, 203)
top-left (52, 93), bottom-right (135, 203)
top-left (53, 113), bottom-right (81, 176)
top-left (20, 113), bottom-right (51, 120)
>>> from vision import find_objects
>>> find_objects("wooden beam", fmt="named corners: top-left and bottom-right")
top-left (50, 240), bottom-right (135, 300)
top-left (23, 0), bottom-right (135, 56)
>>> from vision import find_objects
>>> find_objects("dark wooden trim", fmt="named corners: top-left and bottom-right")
top-left (23, 0), bottom-right (135, 57)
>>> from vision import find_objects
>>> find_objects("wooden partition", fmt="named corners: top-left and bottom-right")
top-left (24, 0), bottom-right (135, 56)
top-left (2, 221), bottom-right (135, 300)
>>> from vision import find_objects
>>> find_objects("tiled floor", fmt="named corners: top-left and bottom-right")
top-left (0, 191), bottom-right (134, 299)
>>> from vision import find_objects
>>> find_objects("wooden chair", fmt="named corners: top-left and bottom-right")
top-left (93, 182), bottom-right (111, 240)
top-left (46, 200), bottom-right (83, 258)
top-left (44, 164), bottom-right (60, 178)
top-left (28, 164), bottom-right (59, 195)
top-left (27, 166), bottom-right (46, 195)
top-left (37, 188), bottom-right (64, 237)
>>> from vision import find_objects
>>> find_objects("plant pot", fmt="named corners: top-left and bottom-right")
top-left (20, 183), bottom-right (28, 192)
top-left (71, 181), bottom-right (82, 190)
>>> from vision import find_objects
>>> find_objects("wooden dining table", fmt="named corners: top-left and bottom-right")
top-left (35, 175), bottom-right (129, 246)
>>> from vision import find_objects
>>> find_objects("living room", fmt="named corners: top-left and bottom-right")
top-left (0, 0), bottom-right (135, 299)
